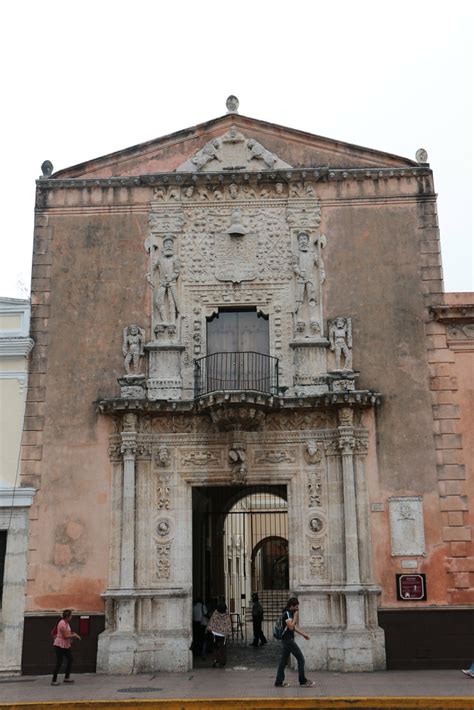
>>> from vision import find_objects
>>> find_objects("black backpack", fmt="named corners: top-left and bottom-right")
top-left (273, 611), bottom-right (289, 640)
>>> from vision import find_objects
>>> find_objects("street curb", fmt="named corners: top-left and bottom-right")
top-left (0, 698), bottom-right (473, 710)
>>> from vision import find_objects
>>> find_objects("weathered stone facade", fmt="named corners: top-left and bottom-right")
top-left (15, 100), bottom-right (473, 674)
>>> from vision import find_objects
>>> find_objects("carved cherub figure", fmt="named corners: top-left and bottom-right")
top-left (329, 317), bottom-right (353, 370)
top-left (293, 231), bottom-right (326, 334)
top-left (123, 325), bottom-right (145, 374)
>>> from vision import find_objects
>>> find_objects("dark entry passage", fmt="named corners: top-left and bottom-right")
top-left (192, 485), bottom-right (289, 655)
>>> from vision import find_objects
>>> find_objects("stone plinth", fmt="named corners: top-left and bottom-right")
top-left (145, 341), bottom-right (185, 400)
top-left (328, 370), bottom-right (359, 392)
top-left (290, 338), bottom-right (330, 396)
top-left (97, 588), bottom-right (192, 673)
top-left (118, 374), bottom-right (146, 399)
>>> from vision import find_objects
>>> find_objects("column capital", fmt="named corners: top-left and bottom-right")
top-left (121, 432), bottom-right (137, 459)
top-left (338, 428), bottom-right (356, 454)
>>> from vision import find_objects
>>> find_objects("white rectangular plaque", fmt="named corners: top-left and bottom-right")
top-left (389, 496), bottom-right (425, 556)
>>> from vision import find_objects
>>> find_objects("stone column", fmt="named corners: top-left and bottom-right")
top-left (338, 407), bottom-right (364, 628)
top-left (117, 414), bottom-right (137, 632)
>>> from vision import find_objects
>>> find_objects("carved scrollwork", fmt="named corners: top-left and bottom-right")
top-left (254, 449), bottom-right (296, 465)
top-left (157, 477), bottom-right (171, 510)
top-left (308, 473), bottom-right (322, 508)
top-left (181, 450), bottom-right (221, 467)
top-left (309, 542), bottom-right (325, 576)
top-left (156, 543), bottom-right (171, 579)
top-left (108, 440), bottom-right (122, 461)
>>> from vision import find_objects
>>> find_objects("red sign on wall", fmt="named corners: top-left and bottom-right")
top-left (396, 574), bottom-right (426, 601)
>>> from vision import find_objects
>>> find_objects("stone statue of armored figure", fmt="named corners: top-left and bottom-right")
top-left (123, 325), bottom-right (145, 374)
top-left (146, 234), bottom-right (181, 338)
top-left (329, 317), bottom-right (353, 371)
top-left (293, 231), bottom-right (326, 336)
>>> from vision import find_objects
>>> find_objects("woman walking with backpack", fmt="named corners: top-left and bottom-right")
top-left (51, 609), bottom-right (81, 685)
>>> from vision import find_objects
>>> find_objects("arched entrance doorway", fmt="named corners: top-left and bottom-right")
top-left (251, 535), bottom-right (289, 592)
top-left (192, 485), bottom-right (289, 664)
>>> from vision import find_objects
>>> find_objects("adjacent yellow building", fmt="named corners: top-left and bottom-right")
top-left (0, 297), bottom-right (35, 674)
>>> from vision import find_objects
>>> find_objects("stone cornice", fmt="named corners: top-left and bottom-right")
top-left (0, 337), bottom-right (34, 357)
top-left (0, 486), bottom-right (36, 507)
top-left (96, 389), bottom-right (382, 416)
top-left (37, 165), bottom-right (432, 191)
top-left (430, 304), bottom-right (474, 323)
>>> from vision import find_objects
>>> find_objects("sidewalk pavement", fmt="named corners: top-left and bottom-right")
top-left (0, 668), bottom-right (473, 707)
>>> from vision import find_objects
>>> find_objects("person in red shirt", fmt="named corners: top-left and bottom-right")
top-left (51, 609), bottom-right (81, 686)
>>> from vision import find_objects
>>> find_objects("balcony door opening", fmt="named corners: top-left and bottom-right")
top-left (206, 308), bottom-right (269, 356)
top-left (196, 308), bottom-right (276, 396)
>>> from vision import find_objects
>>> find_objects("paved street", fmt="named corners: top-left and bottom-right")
top-left (0, 667), bottom-right (473, 705)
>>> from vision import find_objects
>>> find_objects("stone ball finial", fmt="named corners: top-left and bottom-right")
top-left (40, 160), bottom-right (53, 178)
top-left (226, 95), bottom-right (239, 114)
top-left (415, 148), bottom-right (428, 164)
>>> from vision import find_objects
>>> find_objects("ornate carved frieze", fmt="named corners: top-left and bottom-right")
top-left (253, 448), bottom-right (297, 465)
top-left (180, 449), bottom-right (223, 467)
top-left (151, 416), bottom-right (215, 434)
top-left (264, 411), bottom-right (335, 431)
top-left (286, 204), bottom-right (322, 229)
top-left (447, 323), bottom-right (474, 340)
top-left (148, 208), bottom-right (185, 233)
top-left (180, 205), bottom-right (292, 285)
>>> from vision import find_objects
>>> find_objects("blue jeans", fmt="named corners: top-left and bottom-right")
top-left (275, 639), bottom-right (306, 685)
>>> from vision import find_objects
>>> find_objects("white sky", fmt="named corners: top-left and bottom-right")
top-left (1, 0), bottom-right (472, 297)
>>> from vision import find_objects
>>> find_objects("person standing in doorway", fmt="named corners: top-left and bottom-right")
top-left (250, 592), bottom-right (267, 647)
top-left (192, 597), bottom-right (208, 657)
top-left (51, 609), bottom-right (81, 686)
top-left (275, 597), bottom-right (315, 688)
top-left (207, 601), bottom-right (232, 667)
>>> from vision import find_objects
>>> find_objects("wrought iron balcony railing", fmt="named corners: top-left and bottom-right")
top-left (194, 351), bottom-right (279, 398)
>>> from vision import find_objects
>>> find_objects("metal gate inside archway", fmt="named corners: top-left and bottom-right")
top-left (192, 485), bottom-right (289, 664)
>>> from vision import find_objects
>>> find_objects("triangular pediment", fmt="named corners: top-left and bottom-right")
top-left (52, 112), bottom-right (417, 180)
top-left (175, 128), bottom-right (292, 172)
